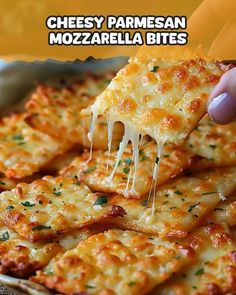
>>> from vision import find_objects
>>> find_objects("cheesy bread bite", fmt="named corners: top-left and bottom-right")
top-left (186, 115), bottom-right (236, 168)
top-left (109, 167), bottom-right (236, 238)
top-left (33, 229), bottom-right (195, 295)
top-left (157, 223), bottom-right (236, 295)
top-left (61, 141), bottom-right (195, 198)
top-left (91, 52), bottom-right (231, 146)
top-left (0, 224), bottom-right (93, 278)
top-left (0, 113), bottom-right (69, 179)
top-left (207, 191), bottom-right (236, 227)
top-left (0, 176), bottom-right (125, 242)
top-left (25, 74), bottom-right (124, 150)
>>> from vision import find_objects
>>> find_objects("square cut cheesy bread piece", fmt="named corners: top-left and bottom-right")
top-left (156, 223), bottom-right (236, 295)
top-left (32, 229), bottom-right (195, 295)
top-left (108, 167), bottom-right (236, 238)
top-left (185, 114), bottom-right (236, 168)
top-left (206, 191), bottom-right (236, 227)
top-left (25, 76), bottom-right (124, 150)
top-left (91, 50), bottom-right (231, 146)
top-left (0, 176), bottom-right (125, 242)
top-left (0, 224), bottom-right (94, 278)
top-left (60, 141), bottom-right (195, 198)
top-left (0, 113), bottom-right (69, 179)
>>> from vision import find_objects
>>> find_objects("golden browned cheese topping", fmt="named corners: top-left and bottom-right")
top-left (61, 141), bottom-right (195, 198)
top-left (92, 56), bottom-right (230, 145)
top-left (25, 74), bottom-right (124, 150)
top-left (0, 224), bottom-right (93, 278)
top-left (0, 176), bottom-right (125, 242)
top-left (156, 223), bottom-right (236, 295)
top-left (109, 167), bottom-right (236, 238)
top-left (33, 229), bottom-right (195, 295)
top-left (186, 114), bottom-right (236, 168)
top-left (0, 113), bottom-right (69, 179)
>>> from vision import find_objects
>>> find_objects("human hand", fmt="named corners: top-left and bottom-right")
top-left (208, 67), bottom-right (236, 124)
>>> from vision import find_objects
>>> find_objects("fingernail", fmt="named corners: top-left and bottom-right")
top-left (208, 92), bottom-right (236, 124)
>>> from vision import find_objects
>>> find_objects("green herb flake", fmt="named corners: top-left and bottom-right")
top-left (0, 181), bottom-right (6, 185)
top-left (124, 158), bottom-right (132, 165)
top-left (209, 144), bottom-right (217, 149)
top-left (188, 202), bottom-right (200, 213)
top-left (94, 195), bottom-right (108, 206)
top-left (214, 208), bottom-right (225, 212)
top-left (123, 167), bottom-right (130, 174)
top-left (202, 191), bottom-right (217, 195)
top-left (12, 134), bottom-right (24, 141)
top-left (140, 199), bottom-right (148, 207)
top-left (21, 201), bottom-right (35, 207)
top-left (174, 190), bottom-right (183, 195)
top-left (53, 191), bottom-right (61, 197)
top-left (195, 268), bottom-right (204, 276)
top-left (85, 285), bottom-right (95, 289)
top-left (6, 205), bottom-right (14, 210)
top-left (192, 286), bottom-right (197, 289)
top-left (151, 65), bottom-right (159, 73)
top-left (155, 157), bottom-right (160, 164)
top-left (32, 225), bottom-right (52, 231)
top-left (140, 155), bottom-right (148, 162)
top-left (84, 166), bottom-right (97, 174)
top-left (128, 282), bottom-right (136, 287)
top-left (0, 231), bottom-right (9, 241)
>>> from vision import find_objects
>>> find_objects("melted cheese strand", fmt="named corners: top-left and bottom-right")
top-left (124, 154), bottom-right (134, 197)
top-left (87, 105), bottom-right (98, 162)
top-left (107, 123), bottom-right (131, 182)
top-left (130, 129), bottom-right (140, 195)
top-left (106, 114), bottom-right (114, 170)
top-left (151, 142), bottom-right (164, 214)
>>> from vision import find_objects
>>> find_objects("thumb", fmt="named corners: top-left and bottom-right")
top-left (208, 67), bottom-right (236, 124)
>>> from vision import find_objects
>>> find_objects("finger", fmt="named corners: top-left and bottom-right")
top-left (208, 67), bottom-right (236, 124)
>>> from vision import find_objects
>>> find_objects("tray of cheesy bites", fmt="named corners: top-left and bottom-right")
top-left (0, 47), bottom-right (236, 295)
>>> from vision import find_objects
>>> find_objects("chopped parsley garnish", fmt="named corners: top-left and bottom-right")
top-left (209, 144), bottom-right (217, 149)
top-left (188, 202), bottom-right (200, 212)
top-left (155, 157), bottom-right (160, 164)
top-left (192, 286), bottom-right (197, 289)
top-left (21, 201), bottom-right (35, 207)
top-left (123, 167), bottom-right (130, 174)
top-left (140, 155), bottom-right (148, 162)
top-left (124, 158), bottom-right (132, 165)
top-left (6, 205), bottom-right (14, 210)
top-left (128, 282), bottom-right (136, 286)
top-left (181, 198), bottom-right (185, 202)
top-left (32, 225), bottom-right (52, 231)
top-left (140, 199), bottom-right (148, 207)
top-left (12, 134), bottom-right (24, 141)
top-left (0, 181), bottom-right (6, 185)
top-left (202, 191), bottom-right (217, 195)
top-left (195, 268), bottom-right (204, 276)
top-left (85, 285), bottom-right (95, 289)
top-left (94, 195), bottom-right (108, 206)
top-left (151, 65), bottom-right (159, 73)
top-left (73, 181), bottom-right (80, 186)
top-left (0, 231), bottom-right (9, 241)
top-left (118, 160), bottom-right (122, 166)
top-left (214, 208), bottom-right (225, 211)
top-left (84, 166), bottom-right (97, 174)
top-left (53, 191), bottom-right (61, 197)
top-left (174, 190), bottom-right (183, 195)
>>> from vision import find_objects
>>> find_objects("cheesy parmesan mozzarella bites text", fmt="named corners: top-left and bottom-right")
top-left (157, 223), bottom-right (236, 294)
top-left (91, 54), bottom-right (231, 146)
top-left (0, 113), bottom-right (68, 179)
top-left (33, 229), bottom-right (195, 295)
top-left (0, 176), bottom-right (125, 242)
top-left (0, 224), bottom-right (93, 278)
top-left (109, 167), bottom-right (236, 238)
top-left (61, 141), bottom-right (195, 198)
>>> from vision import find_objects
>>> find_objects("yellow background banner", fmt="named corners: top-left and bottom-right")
top-left (0, 0), bottom-right (235, 61)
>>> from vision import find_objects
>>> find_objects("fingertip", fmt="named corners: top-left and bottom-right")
top-left (208, 92), bottom-right (236, 124)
